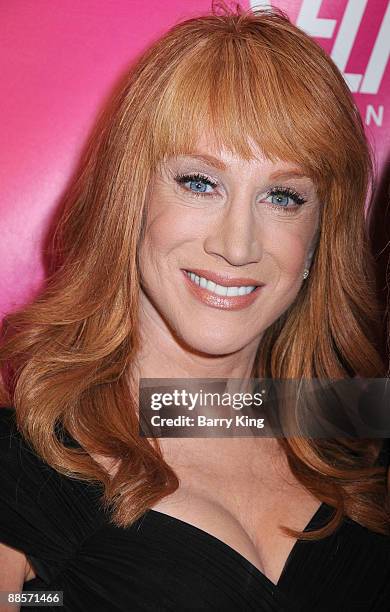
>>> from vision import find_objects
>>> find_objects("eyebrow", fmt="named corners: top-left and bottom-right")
top-left (178, 154), bottom-right (309, 180)
top-left (180, 154), bottom-right (227, 170)
top-left (268, 169), bottom-right (308, 180)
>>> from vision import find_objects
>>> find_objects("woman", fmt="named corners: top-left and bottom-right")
top-left (0, 3), bottom-right (389, 610)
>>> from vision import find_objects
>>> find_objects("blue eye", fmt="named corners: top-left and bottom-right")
top-left (188, 180), bottom-right (211, 193)
top-left (175, 173), bottom-right (217, 195)
top-left (173, 174), bottom-right (307, 212)
top-left (265, 187), bottom-right (306, 211)
top-left (270, 193), bottom-right (289, 206)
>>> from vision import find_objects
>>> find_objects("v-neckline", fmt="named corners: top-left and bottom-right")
top-left (146, 502), bottom-right (332, 590)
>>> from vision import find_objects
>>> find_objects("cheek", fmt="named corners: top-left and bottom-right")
top-left (141, 201), bottom-right (203, 256)
top-left (138, 199), bottom-right (204, 285)
top-left (263, 224), bottom-right (311, 276)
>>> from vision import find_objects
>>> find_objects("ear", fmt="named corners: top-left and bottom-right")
top-left (305, 247), bottom-right (315, 269)
top-left (305, 229), bottom-right (320, 268)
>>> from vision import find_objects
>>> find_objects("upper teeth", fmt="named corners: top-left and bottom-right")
top-left (186, 271), bottom-right (256, 296)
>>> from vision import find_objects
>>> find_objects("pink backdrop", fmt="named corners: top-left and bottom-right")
top-left (0, 0), bottom-right (389, 316)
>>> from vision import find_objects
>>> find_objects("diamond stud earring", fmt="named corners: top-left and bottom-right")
top-left (302, 268), bottom-right (310, 280)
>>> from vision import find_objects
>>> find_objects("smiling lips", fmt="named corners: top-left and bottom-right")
top-left (182, 268), bottom-right (264, 311)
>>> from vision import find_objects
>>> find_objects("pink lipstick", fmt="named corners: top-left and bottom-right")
top-left (181, 269), bottom-right (264, 311)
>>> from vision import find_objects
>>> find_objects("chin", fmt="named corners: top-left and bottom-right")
top-left (173, 326), bottom-right (254, 357)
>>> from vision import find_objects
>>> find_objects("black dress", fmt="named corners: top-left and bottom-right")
top-left (1, 406), bottom-right (389, 611)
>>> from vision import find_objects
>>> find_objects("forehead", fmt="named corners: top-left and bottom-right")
top-left (182, 131), bottom-right (270, 162)
top-left (168, 132), bottom-right (309, 178)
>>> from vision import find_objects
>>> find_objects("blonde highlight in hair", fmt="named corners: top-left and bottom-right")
top-left (0, 3), bottom-right (388, 538)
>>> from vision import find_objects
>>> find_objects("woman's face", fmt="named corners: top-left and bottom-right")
top-left (138, 134), bottom-right (320, 355)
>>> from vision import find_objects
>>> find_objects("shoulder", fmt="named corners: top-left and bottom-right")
top-left (0, 405), bottom-right (107, 574)
top-left (0, 405), bottom-right (105, 508)
top-left (331, 514), bottom-right (390, 607)
top-left (0, 406), bottom-right (42, 472)
top-left (0, 406), bottom-right (67, 488)
top-left (0, 405), bottom-right (18, 437)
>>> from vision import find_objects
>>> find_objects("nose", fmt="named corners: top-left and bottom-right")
top-left (203, 195), bottom-right (264, 266)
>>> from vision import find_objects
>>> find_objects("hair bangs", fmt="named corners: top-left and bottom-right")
top-left (149, 32), bottom-right (338, 187)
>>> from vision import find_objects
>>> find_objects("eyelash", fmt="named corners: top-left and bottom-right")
top-left (174, 172), bottom-right (307, 213)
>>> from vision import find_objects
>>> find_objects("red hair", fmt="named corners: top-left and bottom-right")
top-left (0, 2), bottom-right (388, 538)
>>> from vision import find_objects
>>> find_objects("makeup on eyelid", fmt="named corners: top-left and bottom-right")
top-left (173, 171), bottom-right (308, 213)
